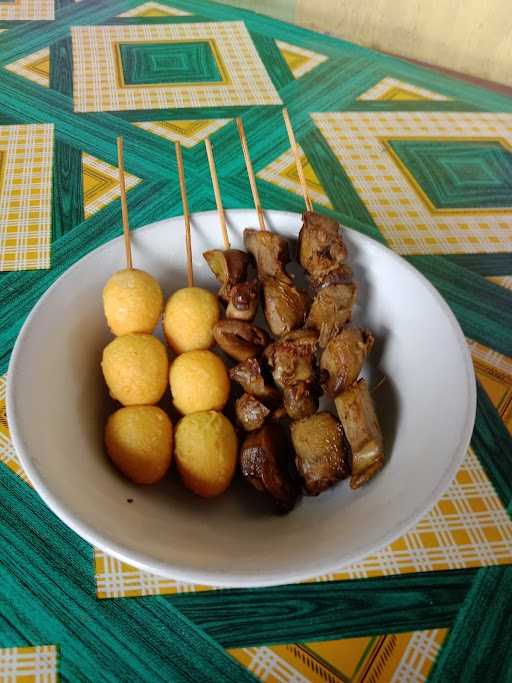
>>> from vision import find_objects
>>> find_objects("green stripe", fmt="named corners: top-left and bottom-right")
top-left (51, 141), bottom-right (84, 240)
top-left (441, 253), bottom-right (512, 276)
top-left (250, 31), bottom-right (294, 90)
top-left (406, 255), bottom-right (512, 356)
top-left (0, 465), bottom-right (256, 682)
top-left (428, 566), bottom-right (512, 683)
top-left (471, 382), bottom-right (512, 508)
top-left (50, 36), bottom-right (84, 238)
top-left (172, 570), bottom-right (475, 647)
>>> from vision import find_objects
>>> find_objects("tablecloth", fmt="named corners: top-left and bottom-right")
top-left (0, 1), bottom-right (511, 681)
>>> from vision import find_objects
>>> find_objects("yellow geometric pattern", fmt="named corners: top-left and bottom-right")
top-left (71, 23), bottom-right (282, 113)
top-left (5, 47), bottom-right (50, 88)
top-left (229, 628), bottom-right (448, 683)
top-left (0, 123), bottom-right (54, 271)
top-left (134, 118), bottom-right (231, 147)
top-left (469, 338), bottom-right (512, 433)
top-left (118, 2), bottom-right (191, 17)
top-left (0, 0), bottom-right (54, 20)
top-left (0, 645), bottom-right (57, 682)
top-left (82, 152), bottom-right (141, 219)
top-left (359, 76), bottom-right (450, 101)
top-left (257, 146), bottom-right (333, 208)
top-left (312, 111), bottom-right (512, 254)
top-left (275, 40), bottom-right (327, 79)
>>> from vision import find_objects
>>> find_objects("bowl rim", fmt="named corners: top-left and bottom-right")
top-left (6, 208), bottom-right (477, 587)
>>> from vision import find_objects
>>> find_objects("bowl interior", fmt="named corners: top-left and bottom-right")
top-left (7, 210), bottom-right (475, 586)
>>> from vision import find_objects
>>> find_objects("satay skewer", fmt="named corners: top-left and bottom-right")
top-left (204, 137), bottom-right (230, 250)
top-left (175, 141), bottom-right (194, 287)
top-left (236, 117), bottom-right (267, 231)
top-left (281, 108), bottom-right (313, 212)
top-left (116, 136), bottom-right (133, 269)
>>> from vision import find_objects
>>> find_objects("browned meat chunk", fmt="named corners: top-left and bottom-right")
top-left (290, 412), bottom-right (350, 495)
top-left (229, 357), bottom-right (281, 407)
top-left (264, 328), bottom-right (318, 389)
top-left (240, 424), bottom-right (300, 512)
top-left (244, 229), bottom-right (292, 283)
top-left (306, 283), bottom-right (356, 347)
top-left (236, 393), bottom-right (270, 431)
top-left (298, 211), bottom-right (347, 279)
top-left (309, 265), bottom-right (353, 293)
top-left (335, 379), bottom-right (384, 489)
top-left (213, 320), bottom-right (270, 362)
top-left (262, 277), bottom-right (309, 337)
top-left (225, 279), bottom-right (259, 322)
top-left (283, 382), bottom-right (319, 420)
top-left (320, 327), bottom-right (374, 397)
top-left (203, 249), bottom-right (250, 301)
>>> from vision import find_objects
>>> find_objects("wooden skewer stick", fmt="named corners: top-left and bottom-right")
top-left (116, 136), bottom-right (133, 269)
top-left (282, 108), bottom-right (313, 212)
top-left (175, 141), bottom-right (194, 288)
top-left (204, 137), bottom-right (230, 250)
top-left (236, 117), bottom-right (267, 231)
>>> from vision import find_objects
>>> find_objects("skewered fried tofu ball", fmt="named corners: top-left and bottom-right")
top-left (102, 333), bottom-right (168, 406)
top-left (103, 269), bottom-right (164, 336)
top-left (105, 406), bottom-right (173, 484)
top-left (174, 411), bottom-right (237, 497)
top-left (169, 349), bottom-right (229, 415)
top-left (163, 287), bottom-right (220, 354)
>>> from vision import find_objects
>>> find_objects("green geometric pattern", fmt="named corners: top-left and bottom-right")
top-left (389, 139), bottom-right (512, 209)
top-left (0, 0), bottom-right (511, 681)
top-left (119, 40), bottom-right (223, 85)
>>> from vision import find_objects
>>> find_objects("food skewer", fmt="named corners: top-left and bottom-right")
top-left (282, 110), bottom-right (384, 490)
top-left (281, 108), bottom-right (313, 213)
top-left (236, 116), bottom-right (310, 339)
top-left (165, 144), bottom-right (238, 497)
top-left (202, 135), bottom-right (267, 355)
top-left (116, 136), bottom-right (134, 269)
top-left (204, 137), bottom-right (230, 250)
top-left (101, 137), bottom-right (172, 485)
top-left (175, 141), bottom-right (194, 288)
top-left (163, 144), bottom-right (221, 355)
top-left (236, 117), bottom-right (267, 232)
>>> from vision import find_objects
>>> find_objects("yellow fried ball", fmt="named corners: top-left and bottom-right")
top-left (105, 406), bottom-right (173, 484)
top-left (175, 411), bottom-right (237, 497)
top-left (103, 268), bottom-right (164, 336)
top-left (163, 287), bottom-right (220, 354)
top-left (169, 349), bottom-right (230, 415)
top-left (102, 333), bottom-right (168, 406)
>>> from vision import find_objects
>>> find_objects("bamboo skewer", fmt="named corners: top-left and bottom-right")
top-left (204, 137), bottom-right (230, 250)
top-left (236, 117), bottom-right (267, 231)
top-left (282, 108), bottom-right (313, 212)
top-left (175, 141), bottom-right (194, 288)
top-left (116, 136), bottom-right (133, 269)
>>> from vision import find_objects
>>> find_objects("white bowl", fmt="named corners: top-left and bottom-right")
top-left (7, 210), bottom-right (476, 587)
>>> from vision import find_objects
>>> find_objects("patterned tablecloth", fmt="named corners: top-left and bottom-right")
top-left (1, 1), bottom-right (511, 681)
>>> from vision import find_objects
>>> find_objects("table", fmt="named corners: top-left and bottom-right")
top-left (1, 1), bottom-right (511, 681)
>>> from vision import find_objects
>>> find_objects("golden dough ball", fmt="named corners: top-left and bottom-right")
top-left (102, 333), bottom-right (168, 406)
top-left (169, 350), bottom-right (230, 415)
top-left (163, 287), bottom-right (220, 354)
top-left (103, 268), bottom-right (164, 336)
top-left (105, 406), bottom-right (173, 484)
top-left (175, 411), bottom-right (237, 497)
